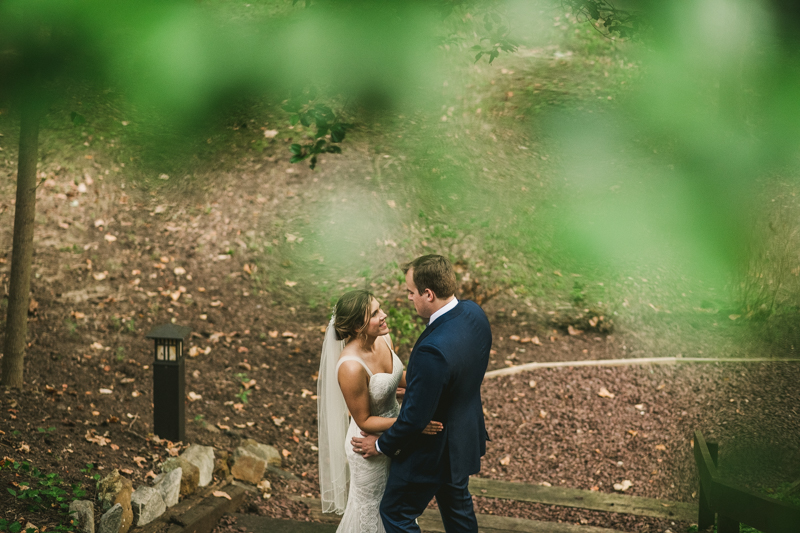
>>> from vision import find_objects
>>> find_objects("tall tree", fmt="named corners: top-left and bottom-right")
top-left (2, 104), bottom-right (40, 388)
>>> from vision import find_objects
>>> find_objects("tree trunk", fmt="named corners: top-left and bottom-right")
top-left (2, 104), bottom-right (40, 388)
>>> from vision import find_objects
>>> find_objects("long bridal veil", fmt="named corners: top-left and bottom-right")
top-left (317, 314), bottom-right (349, 514)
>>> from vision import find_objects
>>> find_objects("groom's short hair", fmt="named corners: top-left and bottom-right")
top-left (403, 255), bottom-right (457, 299)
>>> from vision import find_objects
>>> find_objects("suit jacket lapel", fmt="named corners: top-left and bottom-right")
top-left (411, 301), bottom-right (465, 352)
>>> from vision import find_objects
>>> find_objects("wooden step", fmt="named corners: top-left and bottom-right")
top-left (468, 477), bottom-right (696, 522)
top-left (289, 497), bottom-right (624, 533)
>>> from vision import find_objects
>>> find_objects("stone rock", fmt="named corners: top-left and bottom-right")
top-left (97, 470), bottom-right (132, 511)
top-left (161, 457), bottom-right (200, 496)
top-left (231, 448), bottom-right (266, 484)
top-left (213, 449), bottom-right (230, 478)
top-left (96, 471), bottom-right (133, 533)
top-left (152, 468), bottom-right (181, 508)
top-left (181, 445), bottom-right (215, 487)
top-left (69, 500), bottom-right (95, 533)
top-left (131, 486), bottom-right (166, 526)
top-left (214, 457), bottom-right (230, 478)
top-left (256, 479), bottom-right (272, 498)
top-left (98, 504), bottom-right (123, 533)
top-left (240, 439), bottom-right (282, 467)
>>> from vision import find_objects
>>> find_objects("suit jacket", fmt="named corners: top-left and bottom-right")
top-left (377, 300), bottom-right (491, 483)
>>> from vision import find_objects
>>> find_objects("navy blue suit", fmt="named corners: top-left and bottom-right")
top-left (377, 300), bottom-right (491, 533)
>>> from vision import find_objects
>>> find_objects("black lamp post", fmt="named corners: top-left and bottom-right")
top-left (146, 323), bottom-right (191, 443)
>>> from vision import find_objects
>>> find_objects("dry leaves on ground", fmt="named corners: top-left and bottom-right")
top-left (85, 430), bottom-right (111, 446)
top-left (597, 387), bottom-right (615, 399)
top-left (613, 480), bottom-right (633, 492)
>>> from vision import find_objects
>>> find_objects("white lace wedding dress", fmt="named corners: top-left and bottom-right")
top-left (334, 339), bottom-right (402, 533)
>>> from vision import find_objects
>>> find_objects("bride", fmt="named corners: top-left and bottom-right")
top-left (317, 289), bottom-right (442, 532)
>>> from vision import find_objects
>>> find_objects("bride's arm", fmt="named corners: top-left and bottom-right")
top-left (337, 361), bottom-right (396, 433)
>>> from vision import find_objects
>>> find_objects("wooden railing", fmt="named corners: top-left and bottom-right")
top-left (694, 430), bottom-right (800, 533)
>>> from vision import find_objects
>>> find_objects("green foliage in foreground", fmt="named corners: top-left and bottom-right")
top-left (0, 457), bottom-right (92, 533)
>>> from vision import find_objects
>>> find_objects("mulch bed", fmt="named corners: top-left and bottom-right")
top-left (242, 360), bottom-right (800, 532)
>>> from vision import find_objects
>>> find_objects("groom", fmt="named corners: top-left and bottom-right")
top-left (352, 254), bottom-right (492, 533)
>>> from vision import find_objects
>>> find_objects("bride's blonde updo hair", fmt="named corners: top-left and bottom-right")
top-left (333, 290), bottom-right (375, 341)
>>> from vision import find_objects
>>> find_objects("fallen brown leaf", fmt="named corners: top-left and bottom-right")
top-left (597, 387), bottom-right (615, 399)
top-left (85, 430), bottom-right (111, 446)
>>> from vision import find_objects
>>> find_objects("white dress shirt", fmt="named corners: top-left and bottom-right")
top-left (428, 297), bottom-right (458, 326)
top-left (374, 298), bottom-right (458, 455)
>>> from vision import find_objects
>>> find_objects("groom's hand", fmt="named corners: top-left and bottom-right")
top-left (351, 432), bottom-right (380, 458)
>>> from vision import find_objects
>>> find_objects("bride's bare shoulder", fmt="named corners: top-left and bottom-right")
top-left (337, 347), bottom-right (368, 386)
top-left (337, 343), bottom-right (363, 371)
top-left (339, 341), bottom-right (358, 358)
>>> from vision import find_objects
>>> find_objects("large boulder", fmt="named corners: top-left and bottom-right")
top-left (68, 500), bottom-right (94, 533)
top-left (131, 486), bottom-right (166, 526)
top-left (96, 471), bottom-right (133, 533)
top-left (160, 457), bottom-right (200, 496)
top-left (181, 445), bottom-right (215, 487)
top-left (240, 439), bottom-right (281, 467)
top-left (231, 447), bottom-right (266, 485)
top-left (152, 468), bottom-right (181, 508)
